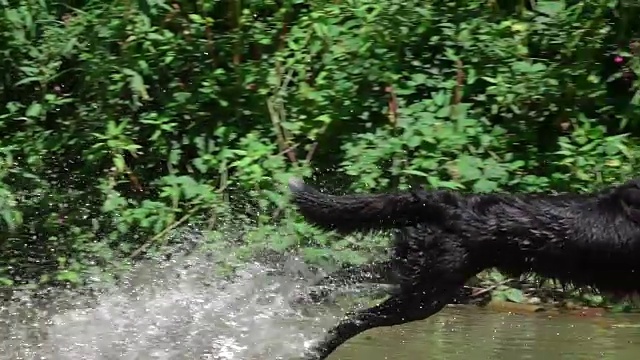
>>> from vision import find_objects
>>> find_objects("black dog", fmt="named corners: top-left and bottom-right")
top-left (288, 177), bottom-right (640, 359)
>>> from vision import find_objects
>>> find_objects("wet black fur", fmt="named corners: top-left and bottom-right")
top-left (287, 177), bottom-right (640, 360)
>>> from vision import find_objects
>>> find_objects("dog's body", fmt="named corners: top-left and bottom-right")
top-left (288, 177), bottom-right (640, 359)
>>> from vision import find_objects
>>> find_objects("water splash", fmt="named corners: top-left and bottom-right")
top-left (0, 235), bottom-right (342, 360)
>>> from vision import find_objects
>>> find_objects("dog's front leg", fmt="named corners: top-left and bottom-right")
top-left (303, 291), bottom-right (453, 360)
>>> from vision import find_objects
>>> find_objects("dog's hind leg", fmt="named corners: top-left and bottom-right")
top-left (293, 261), bottom-right (397, 305)
top-left (314, 261), bottom-right (395, 287)
top-left (303, 285), bottom-right (460, 360)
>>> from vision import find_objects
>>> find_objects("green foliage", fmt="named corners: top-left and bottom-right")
top-left (1, 0), bottom-right (640, 308)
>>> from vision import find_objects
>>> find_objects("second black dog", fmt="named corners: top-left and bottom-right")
top-left (288, 177), bottom-right (640, 359)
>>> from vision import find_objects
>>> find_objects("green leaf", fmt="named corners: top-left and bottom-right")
top-left (492, 291), bottom-right (508, 302)
top-left (402, 169), bottom-right (429, 178)
top-left (15, 76), bottom-right (41, 86)
top-left (488, 270), bottom-right (505, 283)
top-left (122, 68), bottom-right (150, 100)
top-left (503, 288), bottom-right (525, 304)
top-left (456, 156), bottom-right (482, 181)
top-left (610, 302), bottom-right (632, 313)
top-left (113, 154), bottom-right (126, 172)
top-left (473, 178), bottom-right (498, 193)
top-left (536, 0), bottom-right (565, 16)
top-left (55, 270), bottom-right (80, 284)
top-left (25, 103), bottom-right (42, 117)
top-left (582, 294), bottom-right (604, 307)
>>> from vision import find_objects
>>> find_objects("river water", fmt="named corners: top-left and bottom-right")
top-left (1, 250), bottom-right (639, 360)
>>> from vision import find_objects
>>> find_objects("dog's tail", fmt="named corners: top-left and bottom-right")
top-left (288, 178), bottom-right (452, 234)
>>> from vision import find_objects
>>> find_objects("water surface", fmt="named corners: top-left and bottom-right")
top-left (1, 251), bottom-right (639, 360)
top-left (331, 307), bottom-right (640, 360)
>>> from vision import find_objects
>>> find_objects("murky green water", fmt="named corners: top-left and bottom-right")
top-left (331, 306), bottom-right (640, 360)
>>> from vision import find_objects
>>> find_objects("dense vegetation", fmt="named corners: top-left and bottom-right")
top-left (1, 0), bottom-right (640, 308)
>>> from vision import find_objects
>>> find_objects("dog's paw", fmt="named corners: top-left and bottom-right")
top-left (289, 177), bottom-right (306, 193)
top-left (288, 177), bottom-right (323, 196)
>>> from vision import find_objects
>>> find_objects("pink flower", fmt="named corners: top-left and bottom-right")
top-left (614, 55), bottom-right (624, 63)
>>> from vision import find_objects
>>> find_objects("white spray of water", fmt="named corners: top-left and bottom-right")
top-left (0, 231), bottom-right (344, 360)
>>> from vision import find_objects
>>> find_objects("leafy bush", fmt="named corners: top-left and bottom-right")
top-left (1, 0), bottom-right (640, 308)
